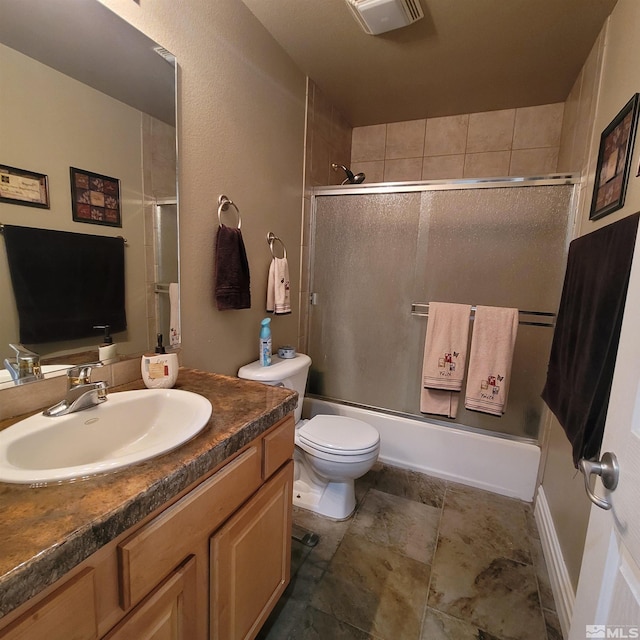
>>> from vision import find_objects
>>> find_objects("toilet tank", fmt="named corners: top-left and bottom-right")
top-left (237, 353), bottom-right (312, 422)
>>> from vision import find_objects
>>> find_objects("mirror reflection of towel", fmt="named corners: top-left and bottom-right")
top-left (214, 225), bottom-right (251, 310)
top-left (3, 225), bottom-right (126, 343)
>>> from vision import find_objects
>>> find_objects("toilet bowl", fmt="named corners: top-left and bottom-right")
top-left (238, 353), bottom-right (380, 519)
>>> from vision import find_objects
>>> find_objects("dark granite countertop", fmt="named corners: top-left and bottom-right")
top-left (0, 368), bottom-right (297, 619)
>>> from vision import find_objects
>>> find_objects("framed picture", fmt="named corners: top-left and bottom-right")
top-left (590, 93), bottom-right (640, 221)
top-left (70, 167), bottom-right (121, 227)
top-left (0, 164), bottom-right (49, 208)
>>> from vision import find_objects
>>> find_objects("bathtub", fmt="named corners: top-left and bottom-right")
top-left (304, 398), bottom-right (540, 502)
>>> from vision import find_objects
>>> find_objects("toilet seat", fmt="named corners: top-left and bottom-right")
top-left (297, 415), bottom-right (380, 455)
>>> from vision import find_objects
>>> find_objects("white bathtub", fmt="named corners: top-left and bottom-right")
top-left (304, 398), bottom-right (540, 502)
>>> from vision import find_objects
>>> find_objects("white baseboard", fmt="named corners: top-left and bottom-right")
top-left (535, 486), bottom-right (575, 639)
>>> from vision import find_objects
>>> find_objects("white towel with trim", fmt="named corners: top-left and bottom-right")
top-left (169, 282), bottom-right (181, 346)
top-left (465, 305), bottom-right (518, 416)
top-left (420, 302), bottom-right (471, 418)
top-left (266, 257), bottom-right (291, 314)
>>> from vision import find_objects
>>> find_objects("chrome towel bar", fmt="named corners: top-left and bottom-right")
top-left (411, 303), bottom-right (556, 328)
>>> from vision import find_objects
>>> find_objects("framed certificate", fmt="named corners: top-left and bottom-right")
top-left (0, 164), bottom-right (49, 209)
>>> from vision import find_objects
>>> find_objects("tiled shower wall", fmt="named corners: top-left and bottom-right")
top-left (299, 94), bottom-right (568, 352)
top-left (351, 103), bottom-right (565, 182)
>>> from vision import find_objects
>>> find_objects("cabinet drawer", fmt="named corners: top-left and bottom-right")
top-left (0, 567), bottom-right (97, 640)
top-left (119, 445), bottom-right (262, 609)
top-left (262, 415), bottom-right (294, 479)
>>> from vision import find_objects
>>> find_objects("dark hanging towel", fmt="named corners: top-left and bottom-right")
top-left (3, 225), bottom-right (126, 343)
top-left (541, 212), bottom-right (640, 467)
top-left (214, 224), bottom-right (251, 310)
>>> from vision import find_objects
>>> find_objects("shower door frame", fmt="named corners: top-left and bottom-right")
top-left (306, 173), bottom-right (580, 444)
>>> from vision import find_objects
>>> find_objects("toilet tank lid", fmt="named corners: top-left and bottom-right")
top-left (238, 353), bottom-right (312, 381)
top-left (299, 415), bottom-right (380, 452)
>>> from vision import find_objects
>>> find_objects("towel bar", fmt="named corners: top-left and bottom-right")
top-left (0, 223), bottom-right (127, 244)
top-left (410, 303), bottom-right (556, 328)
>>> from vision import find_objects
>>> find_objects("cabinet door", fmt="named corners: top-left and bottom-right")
top-left (103, 556), bottom-right (197, 640)
top-left (0, 568), bottom-right (97, 640)
top-left (210, 461), bottom-right (293, 640)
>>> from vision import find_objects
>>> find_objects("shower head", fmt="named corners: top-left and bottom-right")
top-left (331, 163), bottom-right (366, 185)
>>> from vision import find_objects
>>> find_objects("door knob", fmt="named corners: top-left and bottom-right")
top-left (578, 452), bottom-right (619, 510)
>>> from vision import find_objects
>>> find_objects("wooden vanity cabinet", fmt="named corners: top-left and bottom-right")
top-left (211, 461), bottom-right (293, 640)
top-left (0, 414), bottom-right (295, 640)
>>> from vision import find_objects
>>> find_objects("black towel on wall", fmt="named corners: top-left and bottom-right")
top-left (541, 212), bottom-right (639, 467)
top-left (214, 224), bottom-right (251, 310)
top-left (3, 225), bottom-right (126, 343)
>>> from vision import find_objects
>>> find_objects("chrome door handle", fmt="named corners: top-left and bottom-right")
top-left (579, 452), bottom-right (619, 510)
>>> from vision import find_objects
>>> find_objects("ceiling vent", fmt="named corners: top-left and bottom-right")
top-left (345, 0), bottom-right (424, 35)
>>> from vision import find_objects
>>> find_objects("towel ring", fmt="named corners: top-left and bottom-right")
top-left (217, 194), bottom-right (241, 229)
top-left (267, 232), bottom-right (286, 259)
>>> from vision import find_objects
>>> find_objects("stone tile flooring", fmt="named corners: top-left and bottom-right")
top-left (257, 463), bottom-right (561, 640)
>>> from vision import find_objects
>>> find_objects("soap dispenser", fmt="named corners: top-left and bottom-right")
top-left (141, 333), bottom-right (179, 389)
top-left (94, 324), bottom-right (118, 364)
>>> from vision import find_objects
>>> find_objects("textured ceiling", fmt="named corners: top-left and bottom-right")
top-left (240, 0), bottom-right (618, 126)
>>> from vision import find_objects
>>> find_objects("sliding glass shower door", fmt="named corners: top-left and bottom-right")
top-left (307, 180), bottom-right (575, 441)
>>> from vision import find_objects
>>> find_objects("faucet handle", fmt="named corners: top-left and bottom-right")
top-left (67, 362), bottom-right (102, 387)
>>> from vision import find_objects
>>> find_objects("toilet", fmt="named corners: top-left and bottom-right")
top-left (238, 353), bottom-right (380, 520)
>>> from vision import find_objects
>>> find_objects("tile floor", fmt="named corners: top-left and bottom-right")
top-left (257, 463), bottom-right (561, 640)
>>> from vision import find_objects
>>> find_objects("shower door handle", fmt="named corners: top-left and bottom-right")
top-left (578, 452), bottom-right (619, 510)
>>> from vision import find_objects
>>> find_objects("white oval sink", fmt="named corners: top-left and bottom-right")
top-left (0, 389), bottom-right (213, 485)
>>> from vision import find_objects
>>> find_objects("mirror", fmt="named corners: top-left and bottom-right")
top-left (0, 0), bottom-right (177, 388)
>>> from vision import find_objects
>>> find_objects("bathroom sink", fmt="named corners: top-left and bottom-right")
top-left (0, 389), bottom-right (213, 485)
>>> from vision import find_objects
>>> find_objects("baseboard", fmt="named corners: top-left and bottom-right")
top-left (535, 486), bottom-right (575, 639)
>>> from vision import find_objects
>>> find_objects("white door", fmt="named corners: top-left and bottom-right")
top-left (570, 231), bottom-right (640, 639)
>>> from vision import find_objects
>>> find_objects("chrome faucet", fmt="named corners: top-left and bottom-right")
top-left (43, 364), bottom-right (108, 417)
top-left (3, 344), bottom-right (42, 383)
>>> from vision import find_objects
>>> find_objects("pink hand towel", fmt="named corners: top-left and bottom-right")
top-left (420, 302), bottom-right (471, 419)
top-left (465, 306), bottom-right (518, 416)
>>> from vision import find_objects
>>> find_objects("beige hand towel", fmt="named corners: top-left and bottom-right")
top-left (421, 388), bottom-right (461, 419)
top-left (420, 302), bottom-right (472, 418)
top-left (266, 257), bottom-right (291, 314)
top-left (169, 282), bottom-right (180, 347)
top-left (465, 306), bottom-right (518, 416)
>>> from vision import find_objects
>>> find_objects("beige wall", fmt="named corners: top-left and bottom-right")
top-left (542, 0), bottom-right (640, 592)
top-left (351, 103), bottom-right (565, 182)
top-left (101, 0), bottom-right (307, 376)
top-left (0, 43), bottom-right (148, 360)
